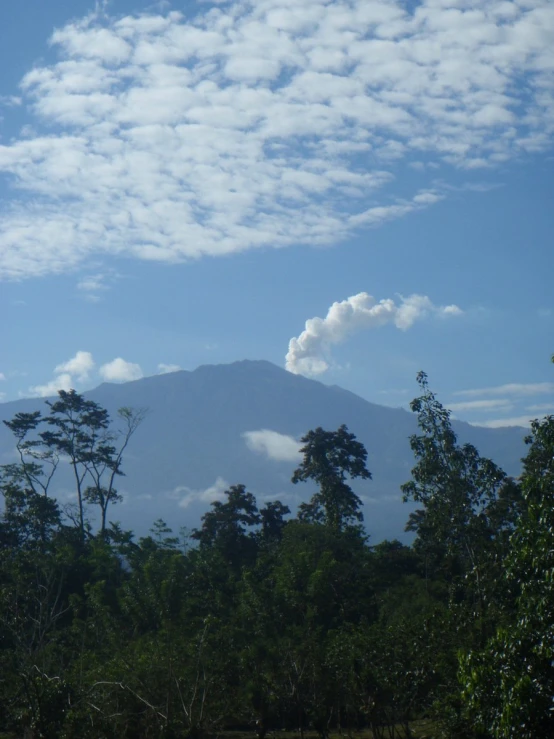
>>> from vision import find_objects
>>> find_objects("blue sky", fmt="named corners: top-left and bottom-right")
top-left (0, 0), bottom-right (553, 428)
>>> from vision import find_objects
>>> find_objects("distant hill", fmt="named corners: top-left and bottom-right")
top-left (0, 360), bottom-right (527, 541)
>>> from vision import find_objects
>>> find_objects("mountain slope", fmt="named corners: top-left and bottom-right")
top-left (0, 360), bottom-right (527, 541)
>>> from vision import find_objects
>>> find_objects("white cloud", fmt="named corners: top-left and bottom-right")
top-left (77, 274), bottom-right (107, 293)
top-left (54, 350), bottom-right (95, 381)
top-left (176, 476), bottom-right (229, 509)
top-left (455, 382), bottom-right (554, 398)
top-left (286, 291), bottom-right (462, 376)
top-left (157, 363), bottom-right (182, 374)
top-left (0, 373), bottom-right (5, 381)
top-left (349, 190), bottom-right (445, 228)
top-left (27, 350), bottom-right (95, 397)
top-left (243, 429), bottom-right (302, 462)
top-left (29, 373), bottom-right (74, 398)
top-left (99, 357), bottom-right (143, 382)
top-left (526, 403), bottom-right (554, 412)
top-left (76, 272), bottom-right (111, 301)
top-left (442, 305), bottom-right (464, 316)
top-left (0, 1), bottom-right (552, 279)
top-left (448, 399), bottom-right (513, 413)
top-left (0, 95), bottom-right (22, 107)
top-left (76, 269), bottom-right (121, 301)
top-left (470, 415), bottom-right (534, 429)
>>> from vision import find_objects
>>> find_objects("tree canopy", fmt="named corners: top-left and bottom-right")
top-left (292, 424), bottom-right (370, 530)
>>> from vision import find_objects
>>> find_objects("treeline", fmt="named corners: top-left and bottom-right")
top-left (0, 371), bottom-right (553, 738)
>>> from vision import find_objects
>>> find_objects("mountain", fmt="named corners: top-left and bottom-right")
top-left (0, 359), bottom-right (527, 541)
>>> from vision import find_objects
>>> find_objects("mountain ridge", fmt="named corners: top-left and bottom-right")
top-left (0, 359), bottom-right (527, 541)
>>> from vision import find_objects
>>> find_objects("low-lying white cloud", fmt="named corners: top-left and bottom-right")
top-left (29, 349), bottom-right (94, 397)
top-left (54, 350), bottom-right (94, 381)
top-left (448, 399), bottom-right (512, 413)
top-left (526, 403), bottom-right (554, 413)
top-left (158, 363), bottom-right (182, 374)
top-left (0, 0), bottom-right (553, 279)
top-left (22, 351), bottom-right (174, 399)
top-left (176, 476), bottom-right (229, 509)
top-left (455, 382), bottom-right (554, 398)
top-left (470, 415), bottom-right (534, 429)
top-left (29, 373), bottom-right (74, 398)
top-left (243, 429), bottom-right (302, 462)
top-left (286, 291), bottom-right (462, 376)
top-left (99, 358), bottom-right (143, 383)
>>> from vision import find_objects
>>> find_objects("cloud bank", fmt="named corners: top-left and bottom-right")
top-left (448, 399), bottom-right (513, 413)
top-left (99, 357), bottom-right (143, 383)
top-left (455, 382), bottom-right (554, 398)
top-left (243, 429), bottom-right (302, 462)
top-left (29, 373), bottom-right (74, 398)
top-left (29, 350), bottom-right (94, 397)
top-left (458, 384), bottom-right (554, 428)
top-left (176, 476), bottom-right (229, 509)
top-left (0, 0), bottom-right (553, 279)
top-left (27, 351), bottom-right (144, 396)
top-left (470, 415), bottom-right (535, 429)
top-left (158, 363), bottom-right (182, 374)
top-left (54, 350), bottom-right (95, 381)
top-left (286, 291), bottom-right (462, 375)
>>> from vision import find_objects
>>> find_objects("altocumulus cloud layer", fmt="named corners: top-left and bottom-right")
top-left (0, 0), bottom-right (553, 279)
top-left (286, 292), bottom-right (462, 375)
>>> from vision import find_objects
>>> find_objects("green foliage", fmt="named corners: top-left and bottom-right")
top-left (293, 425), bottom-right (371, 530)
top-left (0, 483), bottom-right (61, 547)
top-left (402, 372), bottom-right (521, 624)
top-left (1, 391), bottom-right (145, 540)
top-left (1, 368), bottom-right (551, 738)
top-left (460, 409), bottom-right (554, 738)
top-left (191, 484), bottom-right (261, 571)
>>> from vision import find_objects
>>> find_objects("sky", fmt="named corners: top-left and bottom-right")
top-left (0, 0), bottom-right (553, 429)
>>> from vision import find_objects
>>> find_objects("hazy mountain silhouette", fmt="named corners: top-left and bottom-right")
top-left (0, 360), bottom-right (527, 541)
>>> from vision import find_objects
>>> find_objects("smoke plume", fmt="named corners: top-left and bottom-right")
top-left (285, 292), bottom-right (462, 376)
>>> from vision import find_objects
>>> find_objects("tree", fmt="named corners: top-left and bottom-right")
top-left (38, 390), bottom-right (111, 537)
top-left (259, 500), bottom-right (290, 545)
top-left (191, 484), bottom-right (261, 570)
top-left (292, 425), bottom-right (370, 530)
top-left (83, 406), bottom-right (147, 535)
top-left (461, 403), bottom-right (554, 738)
top-left (401, 372), bottom-right (517, 616)
top-left (0, 482), bottom-right (61, 548)
top-left (2, 390), bottom-right (145, 540)
top-left (401, 371), bottom-right (525, 736)
top-left (2, 411), bottom-right (58, 497)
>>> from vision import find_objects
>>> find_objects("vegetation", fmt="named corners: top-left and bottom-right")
top-left (0, 363), bottom-right (552, 738)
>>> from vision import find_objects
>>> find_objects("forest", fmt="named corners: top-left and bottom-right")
top-left (0, 369), bottom-right (553, 739)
